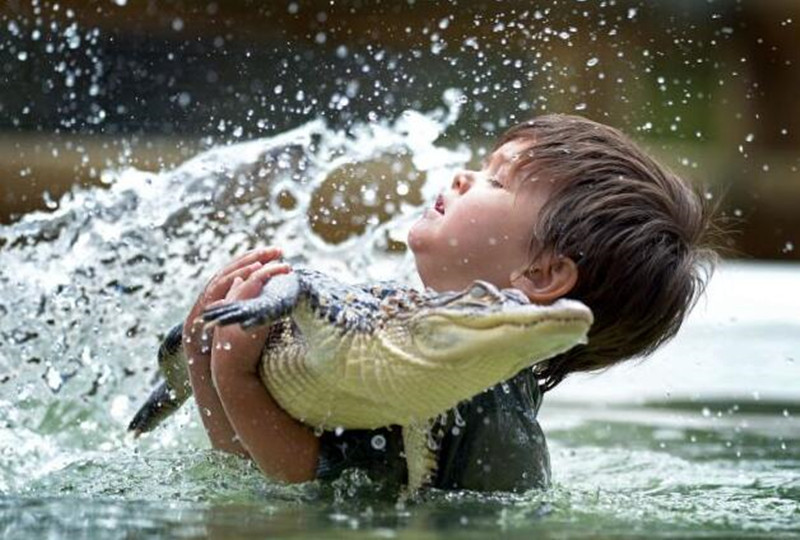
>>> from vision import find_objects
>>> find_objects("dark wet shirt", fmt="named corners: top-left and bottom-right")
top-left (316, 368), bottom-right (550, 493)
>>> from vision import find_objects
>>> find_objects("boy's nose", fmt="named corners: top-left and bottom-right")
top-left (451, 170), bottom-right (476, 194)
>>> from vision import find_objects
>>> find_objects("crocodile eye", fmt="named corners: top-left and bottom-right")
top-left (468, 283), bottom-right (488, 299)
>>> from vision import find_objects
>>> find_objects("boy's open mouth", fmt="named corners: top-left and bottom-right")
top-left (434, 194), bottom-right (445, 215)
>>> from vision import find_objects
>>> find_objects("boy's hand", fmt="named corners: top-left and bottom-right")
top-left (209, 268), bottom-right (282, 377)
top-left (182, 247), bottom-right (290, 456)
top-left (211, 271), bottom-right (320, 482)
top-left (183, 246), bottom-right (289, 360)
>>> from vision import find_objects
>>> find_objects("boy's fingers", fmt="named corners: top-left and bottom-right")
top-left (189, 257), bottom-right (290, 342)
top-left (202, 258), bottom-right (272, 306)
top-left (227, 276), bottom-right (245, 297)
top-left (202, 247), bottom-right (284, 303)
top-left (195, 263), bottom-right (290, 325)
top-left (249, 262), bottom-right (292, 283)
top-left (214, 262), bottom-right (262, 293)
top-left (205, 262), bottom-right (260, 299)
top-left (203, 298), bottom-right (229, 312)
top-left (228, 272), bottom-right (270, 301)
top-left (216, 247), bottom-right (282, 279)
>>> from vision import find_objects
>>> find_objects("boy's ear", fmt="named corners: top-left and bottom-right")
top-left (509, 252), bottom-right (578, 304)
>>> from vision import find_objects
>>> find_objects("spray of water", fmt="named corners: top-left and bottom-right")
top-left (0, 94), bottom-right (469, 497)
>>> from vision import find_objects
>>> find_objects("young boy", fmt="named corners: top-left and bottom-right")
top-left (182, 114), bottom-right (715, 492)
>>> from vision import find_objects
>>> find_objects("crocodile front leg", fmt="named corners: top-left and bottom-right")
top-left (202, 271), bottom-right (302, 329)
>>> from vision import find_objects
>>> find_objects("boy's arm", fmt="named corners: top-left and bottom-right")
top-left (183, 247), bottom-right (319, 483)
top-left (210, 272), bottom-right (320, 483)
top-left (183, 248), bottom-right (288, 457)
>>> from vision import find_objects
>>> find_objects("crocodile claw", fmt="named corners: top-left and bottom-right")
top-left (201, 272), bottom-right (302, 330)
top-left (201, 299), bottom-right (268, 330)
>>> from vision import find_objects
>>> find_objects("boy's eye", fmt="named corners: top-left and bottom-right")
top-left (488, 177), bottom-right (503, 188)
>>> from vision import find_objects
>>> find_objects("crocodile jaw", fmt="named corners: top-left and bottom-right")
top-left (274, 297), bottom-right (592, 426)
top-left (408, 298), bottom-right (593, 365)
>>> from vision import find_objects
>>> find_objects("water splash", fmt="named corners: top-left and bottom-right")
top-left (0, 97), bottom-right (468, 497)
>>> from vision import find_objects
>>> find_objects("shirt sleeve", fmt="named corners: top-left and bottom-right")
top-left (315, 368), bottom-right (550, 493)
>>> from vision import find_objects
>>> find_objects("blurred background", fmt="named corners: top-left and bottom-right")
top-left (1, 0), bottom-right (798, 260)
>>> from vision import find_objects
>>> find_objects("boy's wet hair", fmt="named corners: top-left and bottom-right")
top-left (497, 114), bottom-right (719, 392)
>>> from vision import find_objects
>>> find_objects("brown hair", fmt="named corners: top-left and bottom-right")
top-left (497, 114), bottom-right (718, 392)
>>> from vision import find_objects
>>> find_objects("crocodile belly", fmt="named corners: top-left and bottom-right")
top-left (259, 343), bottom-right (405, 430)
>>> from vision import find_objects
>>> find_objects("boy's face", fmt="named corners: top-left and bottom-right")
top-left (408, 141), bottom-right (552, 292)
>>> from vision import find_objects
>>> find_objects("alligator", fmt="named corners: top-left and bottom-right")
top-left (129, 268), bottom-right (593, 493)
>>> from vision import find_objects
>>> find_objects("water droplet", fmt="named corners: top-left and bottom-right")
top-left (178, 92), bottom-right (192, 108)
top-left (370, 434), bottom-right (386, 450)
top-left (586, 57), bottom-right (599, 67)
top-left (44, 366), bottom-right (63, 392)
